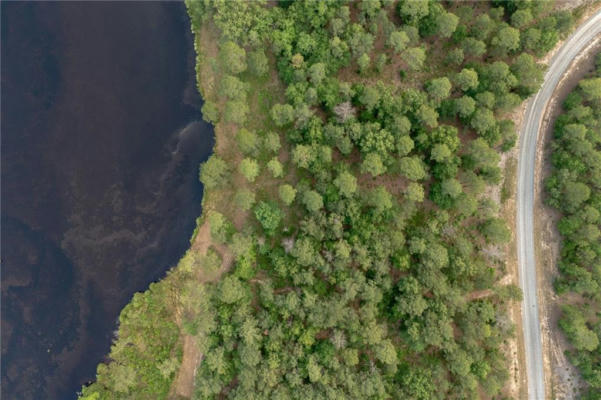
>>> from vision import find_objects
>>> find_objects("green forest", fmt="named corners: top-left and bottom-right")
top-left (78, 1), bottom-right (584, 399)
top-left (545, 52), bottom-right (601, 399)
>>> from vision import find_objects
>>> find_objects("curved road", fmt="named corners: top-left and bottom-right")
top-left (517, 9), bottom-right (601, 400)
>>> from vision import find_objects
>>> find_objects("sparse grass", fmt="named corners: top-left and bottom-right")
top-left (501, 156), bottom-right (517, 204)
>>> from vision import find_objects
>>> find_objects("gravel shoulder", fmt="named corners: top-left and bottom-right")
top-left (516, 9), bottom-right (601, 399)
top-left (534, 38), bottom-right (601, 400)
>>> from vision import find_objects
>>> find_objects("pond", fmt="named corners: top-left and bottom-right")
top-left (1, 2), bottom-right (213, 399)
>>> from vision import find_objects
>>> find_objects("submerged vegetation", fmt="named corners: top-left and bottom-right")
top-left (546, 53), bottom-right (601, 399)
top-left (79, 1), bottom-right (578, 399)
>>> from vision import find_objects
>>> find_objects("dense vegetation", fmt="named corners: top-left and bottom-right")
top-left (79, 1), bottom-right (578, 399)
top-left (78, 270), bottom-right (184, 399)
top-left (546, 53), bottom-right (601, 399)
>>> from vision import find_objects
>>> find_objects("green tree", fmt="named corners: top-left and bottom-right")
top-left (330, 36), bottom-right (350, 60)
top-left (454, 68), bottom-right (479, 92)
top-left (511, 53), bottom-right (543, 97)
top-left (511, 9), bottom-right (533, 29)
top-left (267, 158), bottom-right (283, 178)
top-left (476, 91), bottom-right (496, 108)
top-left (230, 233), bottom-right (253, 261)
top-left (359, 86), bottom-right (381, 111)
top-left (375, 54), bottom-right (388, 73)
top-left (402, 47), bottom-right (426, 71)
top-left (398, 0), bottom-right (429, 22)
top-left (357, 53), bottom-right (371, 74)
top-left (464, 138), bottom-right (500, 175)
top-left (361, 152), bottom-right (386, 177)
top-left (239, 158), bottom-right (260, 182)
top-left (579, 77), bottom-right (601, 102)
top-left (302, 190), bottom-right (324, 212)
top-left (436, 12), bottom-right (459, 38)
top-left (219, 276), bottom-right (245, 304)
top-left (375, 339), bottom-right (398, 365)
top-left (248, 49), bottom-right (268, 77)
top-left (491, 26), bottom-right (520, 55)
top-left (270, 103), bottom-right (295, 127)
top-left (307, 356), bottom-right (322, 383)
top-left (522, 27), bottom-right (542, 52)
top-left (562, 181), bottom-right (590, 212)
top-left (292, 144), bottom-right (314, 169)
top-left (399, 369), bottom-right (435, 399)
top-left (199, 155), bottom-right (229, 189)
top-left (426, 77), bottom-right (452, 101)
top-left (113, 364), bottom-right (137, 393)
top-left (201, 101), bottom-right (219, 124)
top-left (309, 62), bottom-right (327, 84)
top-left (397, 135), bottom-right (414, 156)
top-left (201, 247), bottom-right (222, 275)
top-left (441, 178), bottom-right (463, 199)
top-left (455, 96), bottom-right (476, 118)
top-left (254, 201), bottom-right (282, 234)
top-left (445, 48), bottom-right (464, 66)
top-left (292, 237), bottom-right (317, 267)
top-left (462, 38), bottom-right (487, 58)
top-left (480, 218), bottom-right (511, 244)
top-left (334, 170), bottom-right (358, 197)
top-left (278, 184), bottom-right (297, 205)
top-left (225, 100), bottom-right (249, 124)
top-left (472, 14), bottom-right (495, 41)
top-left (236, 128), bottom-right (259, 155)
top-left (417, 104), bottom-right (439, 128)
top-left (263, 131), bottom-right (281, 154)
top-left (560, 305), bottom-right (600, 351)
top-left (431, 143), bottom-right (452, 163)
top-left (220, 41), bottom-right (247, 75)
top-left (208, 211), bottom-right (230, 243)
top-left (388, 31), bottom-right (410, 53)
top-left (367, 186), bottom-right (394, 213)
top-left (399, 156), bottom-right (427, 181)
top-left (406, 182), bottom-right (425, 202)
top-left (220, 75), bottom-right (247, 100)
top-left (470, 108), bottom-right (497, 138)
top-left (482, 61), bottom-right (517, 94)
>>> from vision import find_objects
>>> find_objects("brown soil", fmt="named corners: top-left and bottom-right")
top-left (534, 38), bottom-right (601, 400)
top-left (168, 22), bottom-right (240, 399)
top-left (501, 6), bottom-right (601, 395)
top-left (500, 151), bottom-right (528, 400)
top-left (169, 14), bottom-right (290, 396)
top-left (556, 0), bottom-right (599, 11)
top-left (172, 335), bottom-right (201, 399)
top-left (492, 81), bottom-right (530, 399)
top-left (169, 221), bottom-right (234, 399)
top-left (168, 4), bottom-right (601, 399)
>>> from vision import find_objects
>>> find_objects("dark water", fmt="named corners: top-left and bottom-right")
top-left (1, 2), bottom-right (213, 399)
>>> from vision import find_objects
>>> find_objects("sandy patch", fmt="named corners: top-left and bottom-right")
top-left (534, 38), bottom-right (601, 400)
top-left (169, 220), bottom-right (234, 399)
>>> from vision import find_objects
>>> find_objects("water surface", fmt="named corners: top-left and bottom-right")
top-left (1, 2), bottom-right (213, 398)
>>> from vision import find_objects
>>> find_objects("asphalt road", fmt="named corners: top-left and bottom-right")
top-left (516, 10), bottom-right (601, 400)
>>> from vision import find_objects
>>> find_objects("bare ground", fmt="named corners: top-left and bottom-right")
top-left (493, 83), bottom-right (531, 399)
top-left (168, 23), bottom-right (240, 399)
top-left (167, 4), bottom-right (601, 400)
top-left (534, 38), bottom-right (601, 400)
top-left (168, 14), bottom-right (290, 397)
top-left (169, 221), bottom-right (234, 399)
top-left (499, 146), bottom-right (527, 400)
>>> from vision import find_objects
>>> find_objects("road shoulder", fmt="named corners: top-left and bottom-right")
top-left (534, 37), bottom-right (601, 400)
